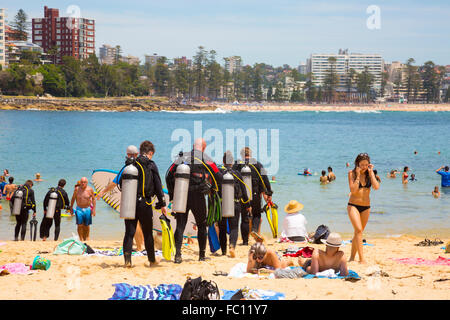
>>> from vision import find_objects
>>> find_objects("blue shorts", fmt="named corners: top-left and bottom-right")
top-left (75, 206), bottom-right (92, 226)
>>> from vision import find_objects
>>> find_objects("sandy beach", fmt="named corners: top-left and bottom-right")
top-left (0, 235), bottom-right (448, 300)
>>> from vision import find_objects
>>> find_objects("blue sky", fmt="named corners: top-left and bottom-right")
top-left (4, 0), bottom-right (450, 67)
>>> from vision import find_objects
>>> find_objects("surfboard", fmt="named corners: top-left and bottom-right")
top-left (91, 169), bottom-right (197, 238)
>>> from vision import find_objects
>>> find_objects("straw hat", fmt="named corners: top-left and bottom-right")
top-left (284, 200), bottom-right (304, 214)
top-left (321, 232), bottom-right (343, 247)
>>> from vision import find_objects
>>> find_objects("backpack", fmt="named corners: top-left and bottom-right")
top-left (53, 237), bottom-right (87, 255)
top-left (180, 277), bottom-right (220, 300)
top-left (312, 225), bottom-right (330, 244)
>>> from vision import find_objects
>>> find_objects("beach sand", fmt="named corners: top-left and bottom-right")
top-left (0, 235), bottom-right (448, 300)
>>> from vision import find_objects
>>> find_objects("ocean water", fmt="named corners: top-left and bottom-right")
top-left (0, 109), bottom-right (449, 241)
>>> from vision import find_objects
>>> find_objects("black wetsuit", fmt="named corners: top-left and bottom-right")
top-left (232, 158), bottom-right (273, 244)
top-left (218, 167), bottom-right (250, 254)
top-left (11, 185), bottom-right (36, 241)
top-left (40, 187), bottom-right (70, 241)
top-left (166, 150), bottom-right (221, 260)
top-left (121, 155), bottom-right (166, 263)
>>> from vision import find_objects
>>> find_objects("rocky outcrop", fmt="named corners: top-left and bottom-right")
top-left (0, 97), bottom-right (217, 112)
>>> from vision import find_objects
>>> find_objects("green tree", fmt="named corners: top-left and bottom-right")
top-left (193, 46), bottom-right (208, 98)
top-left (61, 56), bottom-right (88, 97)
top-left (345, 68), bottom-right (357, 103)
top-left (304, 80), bottom-right (316, 103)
top-left (356, 67), bottom-right (374, 103)
top-left (11, 9), bottom-right (29, 41)
top-left (38, 64), bottom-right (66, 96)
top-left (323, 57), bottom-right (338, 103)
top-left (154, 57), bottom-right (170, 96)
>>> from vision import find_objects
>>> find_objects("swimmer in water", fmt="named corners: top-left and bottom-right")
top-left (320, 170), bottom-right (329, 184)
top-left (402, 167), bottom-right (409, 184)
top-left (432, 186), bottom-right (440, 198)
top-left (409, 173), bottom-right (417, 181)
top-left (34, 173), bottom-right (44, 182)
top-left (388, 170), bottom-right (399, 178)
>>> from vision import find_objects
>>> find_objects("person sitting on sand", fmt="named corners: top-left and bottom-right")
top-left (247, 242), bottom-right (293, 274)
top-left (432, 186), bottom-right (440, 198)
top-left (327, 167), bottom-right (336, 182)
top-left (281, 200), bottom-right (307, 242)
top-left (320, 170), bottom-right (329, 184)
top-left (34, 173), bottom-right (44, 182)
top-left (298, 232), bottom-right (348, 276)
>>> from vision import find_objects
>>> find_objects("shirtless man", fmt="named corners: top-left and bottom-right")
top-left (298, 232), bottom-right (348, 276)
top-left (327, 167), bottom-right (336, 181)
top-left (247, 242), bottom-right (293, 274)
top-left (70, 177), bottom-right (96, 241)
top-left (3, 177), bottom-right (17, 215)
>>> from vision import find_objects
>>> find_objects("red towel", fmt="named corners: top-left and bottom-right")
top-left (283, 246), bottom-right (314, 258)
top-left (393, 256), bottom-right (450, 266)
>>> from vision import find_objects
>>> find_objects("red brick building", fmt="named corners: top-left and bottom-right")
top-left (32, 6), bottom-right (95, 63)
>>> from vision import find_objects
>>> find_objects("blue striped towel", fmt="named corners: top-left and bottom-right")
top-left (303, 269), bottom-right (360, 280)
top-left (221, 289), bottom-right (285, 300)
top-left (110, 283), bottom-right (182, 300)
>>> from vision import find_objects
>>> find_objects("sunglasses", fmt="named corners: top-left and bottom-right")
top-left (358, 153), bottom-right (369, 156)
top-left (255, 254), bottom-right (265, 260)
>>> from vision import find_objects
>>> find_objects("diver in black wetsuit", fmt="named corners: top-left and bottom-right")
top-left (40, 179), bottom-right (70, 241)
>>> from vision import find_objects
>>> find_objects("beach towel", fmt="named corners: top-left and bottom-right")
top-left (228, 263), bottom-right (259, 278)
top-left (109, 283), bottom-right (182, 300)
top-left (392, 256), bottom-right (450, 266)
top-left (0, 263), bottom-right (35, 275)
top-left (342, 240), bottom-right (374, 247)
top-left (283, 246), bottom-right (314, 258)
top-left (274, 267), bottom-right (307, 279)
top-left (84, 248), bottom-right (162, 257)
top-left (222, 288), bottom-right (285, 300)
top-left (302, 269), bottom-right (360, 280)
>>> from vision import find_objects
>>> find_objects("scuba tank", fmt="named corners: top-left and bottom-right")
top-left (241, 165), bottom-right (252, 201)
top-left (120, 160), bottom-right (139, 219)
top-left (12, 189), bottom-right (23, 216)
top-left (221, 171), bottom-right (235, 218)
top-left (46, 191), bottom-right (58, 219)
top-left (172, 163), bottom-right (190, 213)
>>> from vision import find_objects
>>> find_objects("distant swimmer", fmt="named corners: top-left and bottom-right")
top-left (320, 170), bottom-right (329, 184)
top-left (414, 150), bottom-right (418, 155)
top-left (70, 177), bottom-right (96, 241)
top-left (409, 173), bottom-right (417, 181)
top-left (327, 167), bottom-right (336, 181)
top-left (346, 163), bottom-right (350, 168)
top-left (388, 170), bottom-right (399, 178)
top-left (34, 173), bottom-right (44, 182)
top-left (271, 176), bottom-right (276, 182)
top-left (432, 186), bottom-right (440, 198)
top-left (303, 168), bottom-right (312, 175)
top-left (402, 167), bottom-right (409, 184)
top-left (435, 165), bottom-right (450, 188)
top-left (3, 169), bottom-right (9, 177)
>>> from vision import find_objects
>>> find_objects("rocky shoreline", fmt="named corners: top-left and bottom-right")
top-left (0, 97), bottom-right (215, 112)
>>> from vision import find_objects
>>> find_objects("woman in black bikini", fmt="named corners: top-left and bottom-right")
top-left (347, 153), bottom-right (380, 264)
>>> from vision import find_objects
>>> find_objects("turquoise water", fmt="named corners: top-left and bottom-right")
top-left (0, 109), bottom-right (449, 240)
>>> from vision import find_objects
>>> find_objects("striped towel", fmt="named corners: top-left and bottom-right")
top-left (221, 288), bottom-right (285, 300)
top-left (303, 269), bottom-right (360, 280)
top-left (109, 283), bottom-right (182, 300)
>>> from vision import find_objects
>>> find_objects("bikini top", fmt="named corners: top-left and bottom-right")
top-left (358, 177), bottom-right (371, 188)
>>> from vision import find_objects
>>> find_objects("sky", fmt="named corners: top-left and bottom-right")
top-left (3, 0), bottom-right (450, 67)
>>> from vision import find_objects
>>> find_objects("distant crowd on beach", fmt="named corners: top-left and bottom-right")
top-left (0, 147), bottom-right (449, 276)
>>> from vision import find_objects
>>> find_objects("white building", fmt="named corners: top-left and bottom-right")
top-left (145, 53), bottom-right (163, 66)
top-left (308, 52), bottom-right (384, 92)
top-left (298, 62), bottom-right (307, 75)
top-left (0, 8), bottom-right (5, 68)
top-left (224, 56), bottom-right (242, 74)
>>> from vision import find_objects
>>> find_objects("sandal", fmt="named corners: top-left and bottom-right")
top-left (213, 271), bottom-right (228, 277)
top-left (415, 238), bottom-right (431, 246)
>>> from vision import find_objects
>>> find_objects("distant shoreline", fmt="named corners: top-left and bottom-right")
top-left (1, 96), bottom-right (450, 112)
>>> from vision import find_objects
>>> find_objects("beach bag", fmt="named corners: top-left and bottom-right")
top-left (32, 255), bottom-right (51, 270)
top-left (312, 225), bottom-right (330, 244)
top-left (53, 237), bottom-right (87, 255)
top-left (180, 277), bottom-right (220, 300)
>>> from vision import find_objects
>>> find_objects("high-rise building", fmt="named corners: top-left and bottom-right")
top-left (224, 56), bottom-right (242, 74)
top-left (32, 6), bottom-right (95, 63)
top-left (145, 53), bottom-right (163, 66)
top-left (0, 8), bottom-right (5, 68)
top-left (298, 62), bottom-right (307, 75)
top-left (99, 44), bottom-right (118, 65)
top-left (308, 52), bottom-right (384, 92)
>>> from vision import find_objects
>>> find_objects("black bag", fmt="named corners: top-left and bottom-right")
top-left (312, 225), bottom-right (330, 244)
top-left (180, 277), bottom-right (220, 300)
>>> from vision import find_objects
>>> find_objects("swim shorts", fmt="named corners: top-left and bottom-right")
top-left (75, 206), bottom-right (92, 226)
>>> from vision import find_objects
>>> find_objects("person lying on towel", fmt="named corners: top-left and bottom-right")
top-left (247, 242), bottom-right (293, 275)
top-left (298, 232), bottom-right (349, 276)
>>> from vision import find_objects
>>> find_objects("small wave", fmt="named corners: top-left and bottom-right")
top-left (162, 107), bottom-right (230, 114)
top-left (352, 109), bottom-right (382, 114)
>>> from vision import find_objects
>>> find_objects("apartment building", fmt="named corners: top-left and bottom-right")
top-left (99, 44), bottom-right (118, 65)
top-left (308, 52), bottom-right (384, 92)
top-left (0, 8), bottom-right (5, 68)
top-left (145, 53), bottom-right (163, 66)
top-left (32, 6), bottom-right (95, 63)
top-left (224, 56), bottom-right (242, 74)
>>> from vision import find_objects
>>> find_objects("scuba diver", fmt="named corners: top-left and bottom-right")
top-left (232, 147), bottom-right (273, 245)
top-left (119, 140), bottom-right (167, 268)
top-left (11, 180), bottom-right (36, 241)
top-left (219, 151), bottom-right (251, 258)
top-left (165, 138), bottom-right (222, 264)
top-left (40, 179), bottom-right (70, 241)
